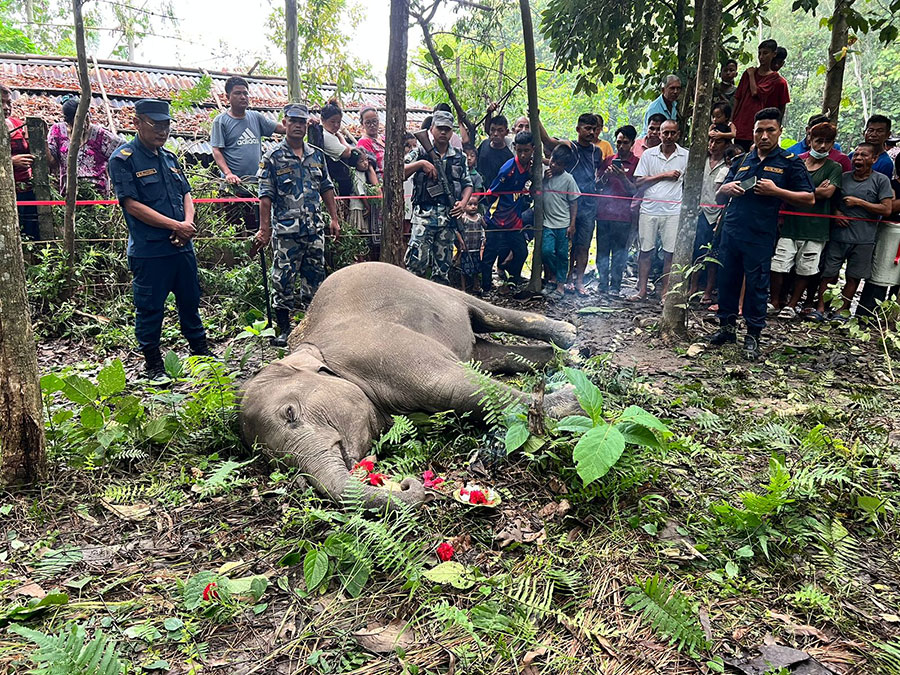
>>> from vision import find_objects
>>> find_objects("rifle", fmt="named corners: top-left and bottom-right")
top-left (413, 129), bottom-right (455, 207)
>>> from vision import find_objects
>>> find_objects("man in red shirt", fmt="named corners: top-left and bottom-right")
top-left (596, 125), bottom-right (639, 296)
top-left (2, 83), bottom-right (40, 240)
top-left (732, 40), bottom-right (790, 152)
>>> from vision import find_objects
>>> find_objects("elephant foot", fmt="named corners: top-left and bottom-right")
top-left (550, 321), bottom-right (578, 349)
top-left (543, 384), bottom-right (582, 418)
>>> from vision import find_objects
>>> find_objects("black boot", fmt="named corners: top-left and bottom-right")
top-left (708, 322), bottom-right (737, 346)
top-left (271, 309), bottom-right (291, 348)
top-left (743, 332), bottom-right (761, 361)
top-left (188, 336), bottom-right (212, 357)
top-left (141, 347), bottom-right (167, 381)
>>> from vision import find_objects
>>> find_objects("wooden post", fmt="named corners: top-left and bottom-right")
top-left (26, 117), bottom-right (55, 241)
top-left (65, 0), bottom-right (91, 276)
top-left (285, 0), bottom-right (300, 102)
top-left (91, 54), bottom-right (117, 135)
top-left (0, 105), bottom-right (47, 485)
top-left (380, 0), bottom-right (410, 267)
top-left (822, 0), bottom-right (851, 124)
top-left (660, 0), bottom-right (722, 339)
top-left (519, 0), bottom-right (544, 295)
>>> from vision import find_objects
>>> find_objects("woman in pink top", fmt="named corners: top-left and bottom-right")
top-left (48, 97), bottom-right (122, 194)
top-left (355, 106), bottom-right (385, 179)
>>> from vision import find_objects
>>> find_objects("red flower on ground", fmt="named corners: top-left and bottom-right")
top-left (436, 542), bottom-right (454, 561)
top-left (353, 459), bottom-right (375, 473)
top-left (468, 490), bottom-right (488, 505)
top-left (202, 582), bottom-right (219, 601)
top-left (367, 472), bottom-right (387, 486)
top-left (459, 488), bottom-right (470, 497)
top-left (423, 469), bottom-right (445, 488)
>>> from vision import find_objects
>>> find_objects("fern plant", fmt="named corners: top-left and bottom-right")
top-left (194, 458), bottom-right (254, 498)
top-left (625, 575), bottom-right (709, 656)
top-left (9, 622), bottom-right (126, 674)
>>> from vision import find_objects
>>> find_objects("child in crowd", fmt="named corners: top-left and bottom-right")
top-left (456, 195), bottom-right (485, 294)
top-left (709, 102), bottom-right (736, 142)
top-left (463, 143), bottom-right (485, 195)
top-left (403, 132), bottom-right (417, 239)
top-left (348, 150), bottom-right (381, 260)
top-left (541, 145), bottom-right (579, 300)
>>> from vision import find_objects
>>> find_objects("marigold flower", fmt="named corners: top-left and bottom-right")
top-left (423, 469), bottom-right (445, 488)
top-left (367, 472), bottom-right (387, 486)
top-left (353, 459), bottom-right (375, 473)
top-left (202, 582), bottom-right (218, 601)
top-left (436, 542), bottom-right (454, 561)
top-left (468, 490), bottom-right (488, 505)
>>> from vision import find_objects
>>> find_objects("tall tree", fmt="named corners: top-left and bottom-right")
top-left (285, 0), bottom-right (300, 102)
top-left (519, 0), bottom-right (544, 294)
top-left (821, 0), bottom-right (851, 123)
top-left (380, 0), bottom-right (410, 267)
top-left (0, 106), bottom-right (47, 485)
top-left (64, 0), bottom-right (91, 276)
top-left (660, 0), bottom-right (722, 339)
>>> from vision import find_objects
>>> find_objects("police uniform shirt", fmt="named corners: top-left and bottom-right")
top-left (109, 137), bottom-right (192, 258)
top-left (405, 144), bottom-right (472, 208)
top-left (720, 147), bottom-right (814, 247)
top-left (257, 140), bottom-right (333, 236)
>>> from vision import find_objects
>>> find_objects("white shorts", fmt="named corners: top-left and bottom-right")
top-left (638, 213), bottom-right (679, 253)
top-left (771, 238), bottom-right (826, 276)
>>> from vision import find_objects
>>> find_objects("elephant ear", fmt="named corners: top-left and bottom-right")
top-left (282, 345), bottom-right (338, 376)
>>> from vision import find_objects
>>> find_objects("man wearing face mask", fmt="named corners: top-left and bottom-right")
top-left (109, 99), bottom-right (210, 380)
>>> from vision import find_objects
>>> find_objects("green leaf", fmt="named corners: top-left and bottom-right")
top-left (112, 395), bottom-right (143, 424)
top-left (143, 659), bottom-right (170, 671)
top-left (144, 417), bottom-right (173, 444)
top-left (618, 405), bottom-right (668, 432)
top-left (555, 415), bottom-right (594, 433)
top-left (573, 422), bottom-right (626, 485)
top-left (616, 422), bottom-right (662, 449)
top-left (40, 373), bottom-right (65, 394)
top-left (61, 375), bottom-right (98, 405)
top-left (79, 406), bottom-right (104, 431)
top-left (735, 545), bottom-right (754, 558)
top-left (304, 550), bottom-right (330, 591)
top-left (164, 350), bottom-right (183, 378)
top-left (423, 561), bottom-right (475, 589)
top-left (338, 562), bottom-right (370, 597)
top-left (278, 551), bottom-right (303, 567)
top-left (504, 422), bottom-right (530, 454)
top-left (227, 574), bottom-right (268, 599)
top-left (439, 43), bottom-right (454, 60)
top-left (857, 495), bottom-right (883, 514)
top-left (564, 368), bottom-right (604, 423)
top-left (576, 306), bottom-right (620, 314)
top-left (725, 561), bottom-right (739, 578)
top-left (163, 618), bottom-right (183, 631)
top-left (0, 593), bottom-right (68, 623)
top-left (97, 359), bottom-right (127, 397)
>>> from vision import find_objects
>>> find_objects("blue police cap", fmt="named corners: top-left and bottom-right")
top-left (134, 99), bottom-right (172, 121)
top-left (283, 103), bottom-right (310, 119)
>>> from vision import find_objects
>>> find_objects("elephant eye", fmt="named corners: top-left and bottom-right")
top-left (284, 405), bottom-right (298, 423)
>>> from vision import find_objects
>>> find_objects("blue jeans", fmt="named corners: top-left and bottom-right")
top-left (595, 219), bottom-right (631, 292)
top-left (541, 227), bottom-right (569, 284)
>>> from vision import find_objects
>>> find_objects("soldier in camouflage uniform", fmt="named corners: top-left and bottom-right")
top-left (404, 110), bottom-right (473, 284)
top-left (252, 104), bottom-right (340, 347)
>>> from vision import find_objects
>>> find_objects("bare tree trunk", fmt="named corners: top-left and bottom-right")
top-left (66, 0), bottom-right (91, 276)
top-left (413, 12), bottom-right (474, 136)
top-left (520, 0), bottom-right (544, 294)
top-left (285, 0), bottom-right (300, 102)
top-left (380, 0), bottom-right (410, 267)
top-left (822, 0), bottom-right (851, 124)
top-left (26, 117), bottom-right (55, 241)
top-left (850, 48), bottom-right (868, 123)
top-left (0, 106), bottom-right (47, 485)
top-left (660, 0), bottom-right (721, 339)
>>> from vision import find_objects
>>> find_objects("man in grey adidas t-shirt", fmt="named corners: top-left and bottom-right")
top-left (211, 76), bottom-right (285, 231)
top-left (211, 76), bottom-right (284, 181)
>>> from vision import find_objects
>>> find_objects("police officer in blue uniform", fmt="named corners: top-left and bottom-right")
top-left (710, 107), bottom-right (815, 360)
top-left (109, 99), bottom-right (210, 380)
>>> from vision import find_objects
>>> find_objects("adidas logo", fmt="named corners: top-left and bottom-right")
top-left (236, 128), bottom-right (259, 147)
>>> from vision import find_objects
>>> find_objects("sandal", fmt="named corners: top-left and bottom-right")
top-left (803, 309), bottom-right (825, 322)
top-left (778, 305), bottom-right (797, 319)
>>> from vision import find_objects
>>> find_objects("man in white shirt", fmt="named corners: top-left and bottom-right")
top-left (629, 120), bottom-right (689, 301)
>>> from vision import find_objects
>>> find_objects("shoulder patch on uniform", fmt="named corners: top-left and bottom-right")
top-left (135, 168), bottom-right (157, 178)
top-left (763, 166), bottom-right (784, 174)
top-left (736, 165), bottom-right (749, 172)
top-left (784, 152), bottom-right (796, 159)
top-left (118, 149), bottom-right (132, 157)
top-left (276, 167), bottom-right (293, 175)
top-left (259, 161), bottom-right (266, 169)
top-left (170, 166), bottom-right (180, 173)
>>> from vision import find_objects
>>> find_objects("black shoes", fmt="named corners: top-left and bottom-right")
top-left (141, 347), bottom-right (167, 381)
top-left (271, 308), bottom-right (291, 348)
top-left (708, 324), bottom-right (737, 345)
top-left (188, 336), bottom-right (212, 357)
top-left (743, 333), bottom-right (761, 361)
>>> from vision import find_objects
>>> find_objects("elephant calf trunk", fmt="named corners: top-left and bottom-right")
top-left (309, 452), bottom-right (426, 511)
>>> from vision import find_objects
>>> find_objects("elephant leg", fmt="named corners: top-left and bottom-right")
top-left (472, 338), bottom-right (555, 374)
top-left (465, 296), bottom-right (577, 348)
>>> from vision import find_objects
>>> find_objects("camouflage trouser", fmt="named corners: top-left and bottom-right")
top-left (404, 206), bottom-right (455, 284)
top-left (270, 229), bottom-right (326, 310)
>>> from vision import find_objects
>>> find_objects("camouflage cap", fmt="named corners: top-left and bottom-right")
top-left (432, 110), bottom-right (455, 129)
top-left (284, 103), bottom-right (310, 119)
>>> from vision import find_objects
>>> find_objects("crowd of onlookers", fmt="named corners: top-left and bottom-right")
top-left (5, 39), bottom-right (900, 359)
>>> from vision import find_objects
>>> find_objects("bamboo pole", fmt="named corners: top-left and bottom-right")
top-left (91, 54), bottom-right (117, 135)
